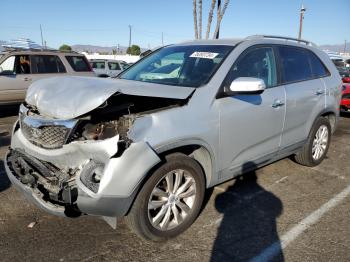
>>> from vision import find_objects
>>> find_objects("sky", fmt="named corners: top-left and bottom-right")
top-left (0, 0), bottom-right (349, 49)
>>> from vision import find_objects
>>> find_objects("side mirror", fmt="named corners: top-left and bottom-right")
top-left (229, 77), bottom-right (266, 94)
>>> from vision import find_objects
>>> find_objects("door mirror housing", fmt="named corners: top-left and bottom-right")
top-left (228, 77), bottom-right (266, 95)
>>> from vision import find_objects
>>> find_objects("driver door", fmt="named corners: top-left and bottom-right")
top-left (216, 46), bottom-right (286, 180)
top-left (0, 55), bottom-right (32, 104)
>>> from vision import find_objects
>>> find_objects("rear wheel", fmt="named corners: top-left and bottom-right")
top-left (126, 153), bottom-right (205, 241)
top-left (294, 117), bottom-right (331, 167)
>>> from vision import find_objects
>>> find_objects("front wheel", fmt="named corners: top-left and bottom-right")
top-left (126, 153), bottom-right (205, 241)
top-left (294, 117), bottom-right (331, 167)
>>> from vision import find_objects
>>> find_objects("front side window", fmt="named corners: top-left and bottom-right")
top-left (279, 46), bottom-right (313, 83)
top-left (0, 56), bottom-right (16, 73)
top-left (91, 61), bottom-right (105, 69)
top-left (30, 55), bottom-right (66, 74)
top-left (108, 62), bottom-right (121, 70)
top-left (66, 56), bottom-right (91, 72)
top-left (15, 55), bottom-right (31, 74)
top-left (119, 45), bottom-right (234, 87)
top-left (226, 47), bottom-right (277, 88)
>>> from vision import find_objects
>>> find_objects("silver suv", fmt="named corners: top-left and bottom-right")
top-left (5, 35), bottom-right (342, 241)
top-left (90, 59), bottom-right (129, 78)
top-left (0, 50), bottom-right (94, 105)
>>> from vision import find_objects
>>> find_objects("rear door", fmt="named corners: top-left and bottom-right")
top-left (29, 55), bottom-right (67, 84)
top-left (107, 61), bottom-right (122, 77)
top-left (278, 46), bottom-right (326, 149)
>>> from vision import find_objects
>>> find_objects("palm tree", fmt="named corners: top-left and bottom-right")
top-left (193, 0), bottom-right (199, 39)
top-left (198, 0), bottom-right (203, 39)
top-left (205, 0), bottom-right (216, 39)
top-left (213, 0), bottom-right (230, 39)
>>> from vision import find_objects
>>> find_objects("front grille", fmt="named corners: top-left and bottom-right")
top-left (19, 104), bottom-right (78, 149)
top-left (21, 121), bottom-right (70, 149)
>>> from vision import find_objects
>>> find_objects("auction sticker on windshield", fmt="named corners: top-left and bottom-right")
top-left (190, 52), bottom-right (219, 59)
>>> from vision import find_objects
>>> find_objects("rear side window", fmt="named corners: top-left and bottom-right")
top-left (91, 61), bottom-right (105, 69)
top-left (31, 55), bottom-right (66, 74)
top-left (307, 51), bottom-right (329, 78)
top-left (108, 62), bottom-right (121, 70)
top-left (279, 46), bottom-right (313, 83)
top-left (66, 56), bottom-right (91, 72)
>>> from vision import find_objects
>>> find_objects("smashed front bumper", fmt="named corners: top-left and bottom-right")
top-left (5, 128), bottom-right (160, 218)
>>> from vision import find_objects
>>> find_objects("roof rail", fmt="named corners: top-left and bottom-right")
top-left (245, 35), bottom-right (317, 47)
top-left (2, 47), bottom-right (80, 54)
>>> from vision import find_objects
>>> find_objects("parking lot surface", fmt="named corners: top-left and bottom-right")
top-left (0, 107), bottom-right (349, 262)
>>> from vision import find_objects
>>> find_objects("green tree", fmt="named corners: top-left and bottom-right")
top-left (126, 45), bottom-right (141, 55)
top-left (59, 44), bottom-right (72, 51)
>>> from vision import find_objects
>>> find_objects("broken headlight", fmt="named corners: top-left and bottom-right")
top-left (80, 161), bottom-right (104, 193)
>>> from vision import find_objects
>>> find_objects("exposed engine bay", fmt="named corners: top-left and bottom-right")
top-left (7, 93), bottom-right (188, 215)
top-left (73, 93), bottom-right (187, 143)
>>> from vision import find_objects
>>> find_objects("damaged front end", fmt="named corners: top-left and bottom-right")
top-left (5, 90), bottom-right (189, 220)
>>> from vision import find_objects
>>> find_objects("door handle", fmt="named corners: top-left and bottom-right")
top-left (272, 100), bottom-right (284, 108)
top-left (315, 89), bottom-right (324, 95)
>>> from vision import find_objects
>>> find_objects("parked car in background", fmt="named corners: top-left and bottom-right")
top-left (331, 57), bottom-right (350, 77)
top-left (340, 83), bottom-right (350, 111)
top-left (0, 49), bottom-right (94, 105)
top-left (5, 35), bottom-right (342, 241)
top-left (343, 76), bottom-right (350, 83)
top-left (90, 59), bottom-right (129, 78)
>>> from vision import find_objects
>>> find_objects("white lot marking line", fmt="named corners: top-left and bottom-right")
top-left (250, 183), bottom-right (350, 262)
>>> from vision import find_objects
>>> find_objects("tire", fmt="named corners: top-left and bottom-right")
top-left (126, 153), bottom-right (205, 241)
top-left (294, 117), bottom-right (331, 167)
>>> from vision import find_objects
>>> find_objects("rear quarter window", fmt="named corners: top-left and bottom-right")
top-left (65, 56), bottom-right (91, 72)
top-left (279, 46), bottom-right (313, 83)
top-left (307, 51), bottom-right (330, 78)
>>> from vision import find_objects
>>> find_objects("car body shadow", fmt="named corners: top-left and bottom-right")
top-left (0, 104), bottom-right (20, 118)
top-left (340, 111), bottom-right (350, 118)
top-left (0, 160), bottom-right (11, 192)
top-left (211, 162), bottom-right (284, 262)
top-left (0, 133), bottom-right (11, 147)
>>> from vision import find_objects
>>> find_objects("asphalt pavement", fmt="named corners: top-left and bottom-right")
top-left (0, 106), bottom-right (349, 262)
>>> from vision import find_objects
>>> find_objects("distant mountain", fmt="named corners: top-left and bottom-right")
top-left (319, 44), bottom-right (349, 53)
top-left (71, 44), bottom-right (147, 54)
top-left (0, 41), bottom-right (6, 51)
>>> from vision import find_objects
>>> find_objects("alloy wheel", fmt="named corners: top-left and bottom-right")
top-left (312, 125), bottom-right (329, 160)
top-left (147, 169), bottom-right (197, 231)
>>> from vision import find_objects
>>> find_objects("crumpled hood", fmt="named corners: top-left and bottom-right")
top-left (26, 76), bottom-right (195, 119)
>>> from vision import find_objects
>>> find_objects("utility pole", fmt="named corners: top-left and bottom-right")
top-left (298, 4), bottom-right (306, 40)
top-left (161, 32), bottom-right (164, 46)
top-left (128, 25), bottom-right (132, 48)
top-left (40, 24), bottom-right (44, 49)
top-left (344, 40), bottom-right (347, 54)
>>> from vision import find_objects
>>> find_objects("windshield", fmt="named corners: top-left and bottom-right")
top-left (119, 45), bottom-right (233, 87)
